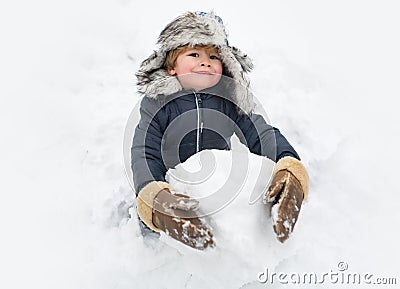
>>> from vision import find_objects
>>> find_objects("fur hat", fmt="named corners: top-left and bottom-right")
top-left (136, 11), bottom-right (255, 114)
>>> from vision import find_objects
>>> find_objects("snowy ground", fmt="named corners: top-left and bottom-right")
top-left (2, 0), bottom-right (400, 288)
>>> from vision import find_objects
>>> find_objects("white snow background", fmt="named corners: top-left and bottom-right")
top-left (1, 0), bottom-right (400, 288)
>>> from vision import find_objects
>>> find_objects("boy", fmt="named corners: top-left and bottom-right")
top-left (132, 11), bottom-right (309, 250)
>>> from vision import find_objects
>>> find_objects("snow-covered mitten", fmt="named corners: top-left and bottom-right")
top-left (136, 181), bottom-right (215, 249)
top-left (263, 157), bottom-right (309, 243)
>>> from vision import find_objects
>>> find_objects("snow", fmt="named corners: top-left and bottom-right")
top-left (2, 0), bottom-right (400, 288)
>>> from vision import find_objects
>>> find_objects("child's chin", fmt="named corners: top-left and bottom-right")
top-left (192, 80), bottom-right (220, 91)
top-left (180, 75), bottom-right (221, 91)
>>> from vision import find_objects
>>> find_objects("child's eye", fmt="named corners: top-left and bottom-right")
top-left (210, 55), bottom-right (220, 60)
top-left (188, 53), bottom-right (199, 57)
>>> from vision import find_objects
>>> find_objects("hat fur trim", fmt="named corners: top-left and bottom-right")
top-left (136, 11), bottom-right (255, 114)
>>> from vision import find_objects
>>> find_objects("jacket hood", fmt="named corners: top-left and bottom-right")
top-left (135, 11), bottom-right (255, 114)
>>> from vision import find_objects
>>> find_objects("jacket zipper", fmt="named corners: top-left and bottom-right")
top-left (194, 92), bottom-right (203, 153)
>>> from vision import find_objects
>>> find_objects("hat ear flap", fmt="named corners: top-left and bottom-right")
top-left (231, 46), bottom-right (254, 73)
top-left (136, 50), bottom-right (167, 85)
top-left (138, 51), bottom-right (167, 76)
top-left (136, 49), bottom-right (183, 97)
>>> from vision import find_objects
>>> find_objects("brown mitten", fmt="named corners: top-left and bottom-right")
top-left (153, 189), bottom-right (214, 249)
top-left (263, 157), bottom-right (309, 243)
top-left (136, 181), bottom-right (215, 250)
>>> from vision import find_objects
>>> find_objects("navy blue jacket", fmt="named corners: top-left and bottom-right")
top-left (131, 89), bottom-right (300, 194)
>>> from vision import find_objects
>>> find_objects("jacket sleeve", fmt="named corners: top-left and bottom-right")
top-left (131, 97), bottom-right (168, 194)
top-left (233, 111), bottom-right (300, 162)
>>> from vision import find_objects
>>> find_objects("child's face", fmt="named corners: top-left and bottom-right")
top-left (168, 46), bottom-right (223, 91)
